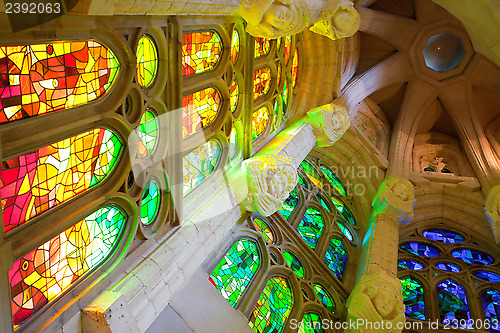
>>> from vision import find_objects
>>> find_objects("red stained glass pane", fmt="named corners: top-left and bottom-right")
top-left (182, 87), bottom-right (222, 138)
top-left (254, 37), bottom-right (270, 58)
top-left (253, 67), bottom-right (272, 100)
top-left (182, 32), bottom-right (222, 76)
top-left (292, 49), bottom-right (299, 87)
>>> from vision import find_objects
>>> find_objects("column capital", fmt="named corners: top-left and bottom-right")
top-left (372, 177), bottom-right (415, 223)
top-left (485, 185), bottom-right (500, 244)
top-left (307, 103), bottom-right (351, 147)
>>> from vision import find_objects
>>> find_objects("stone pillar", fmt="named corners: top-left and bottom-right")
top-left (345, 177), bottom-right (415, 333)
top-left (485, 185), bottom-right (500, 244)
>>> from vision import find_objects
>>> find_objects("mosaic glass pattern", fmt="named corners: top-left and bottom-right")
top-left (0, 40), bottom-right (120, 122)
top-left (400, 242), bottom-right (440, 257)
top-left (137, 109), bottom-right (159, 158)
top-left (301, 161), bottom-right (323, 189)
top-left (182, 87), bottom-right (222, 138)
top-left (437, 279), bottom-right (471, 324)
top-left (182, 31), bottom-right (222, 76)
top-left (474, 271), bottom-right (500, 282)
top-left (230, 79), bottom-right (239, 113)
top-left (401, 276), bottom-right (426, 320)
top-left (481, 289), bottom-right (500, 332)
top-left (297, 207), bottom-right (324, 249)
top-left (136, 35), bottom-right (157, 87)
top-left (231, 29), bottom-right (240, 64)
top-left (209, 238), bottom-right (260, 307)
top-left (398, 259), bottom-right (424, 270)
top-left (272, 98), bottom-right (280, 130)
top-left (292, 49), bottom-right (299, 87)
top-left (313, 284), bottom-right (335, 312)
top-left (330, 197), bottom-right (355, 225)
top-left (140, 178), bottom-right (160, 226)
top-left (249, 276), bottom-right (294, 333)
top-left (284, 36), bottom-right (292, 64)
top-left (336, 221), bottom-right (353, 241)
top-left (282, 79), bottom-right (288, 115)
top-left (254, 37), bottom-right (270, 58)
top-left (252, 106), bottom-right (270, 140)
top-left (451, 249), bottom-right (494, 265)
top-left (316, 194), bottom-right (330, 212)
top-left (253, 67), bottom-right (272, 100)
top-left (299, 312), bottom-right (323, 333)
top-left (1, 128), bottom-right (123, 233)
top-left (183, 139), bottom-right (221, 195)
top-left (279, 188), bottom-right (299, 220)
top-left (253, 218), bottom-right (275, 244)
top-left (320, 165), bottom-right (346, 196)
top-left (423, 229), bottom-right (464, 243)
top-left (277, 64), bottom-right (282, 87)
top-left (324, 238), bottom-right (348, 281)
top-left (283, 251), bottom-right (305, 278)
top-left (10, 206), bottom-right (126, 327)
top-left (436, 262), bottom-right (461, 273)
top-left (298, 174), bottom-right (308, 189)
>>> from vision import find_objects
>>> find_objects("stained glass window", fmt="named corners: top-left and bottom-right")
top-left (297, 207), bottom-right (324, 249)
top-left (182, 31), bottom-right (222, 76)
top-left (279, 188), bottom-right (299, 220)
top-left (301, 161), bottom-right (323, 189)
top-left (299, 312), bottom-right (323, 333)
top-left (272, 98), bottom-right (280, 130)
top-left (137, 109), bottom-right (159, 158)
top-left (282, 80), bottom-right (289, 114)
top-left (336, 221), bottom-right (353, 242)
top-left (423, 230), bottom-right (464, 243)
top-left (474, 271), bottom-right (500, 282)
top-left (10, 205), bottom-right (126, 327)
top-left (231, 29), bottom-right (240, 64)
top-left (1, 128), bottom-right (123, 233)
top-left (136, 35), bottom-right (158, 87)
top-left (398, 259), bottom-right (424, 270)
top-left (401, 276), bottom-right (426, 320)
top-left (277, 37), bottom-right (282, 50)
top-left (316, 194), bottom-right (330, 212)
top-left (451, 249), bottom-right (493, 265)
top-left (298, 174), bottom-right (308, 189)
top-left (400, 242), bottom-right (440, 257)
top-left (253, 67), bottom-right (272, 100)
top-left (183, 139), bottom-right (221, 195)
top-left (209, 238), bottom-right (260, 307)
top-left (284, 36), bottom-right (292, 64)
top-left (249, 276), bottom-right (294, 333)
top-left (252, 106), bottom-right (270, 140)
top-left (0, 40), bottom-right (120, 122)
top-left (481, 289), bottom-right (500, 331)
top-left (182, 87), bottom-right (222, 138)
top-left (330, 197), bottom-right (355, 225)
top-left (292, 49), bottom-right (299, 87)
top-left (253, 218), bottom-right (275, 244)
top-left (140, 178), bottom-right (160, 226)
top-left (437, 279), bottom-right (471, 325)
top-left (277, 64), bottom-right (282, 86)
top-left (313, 284), bottom-right (335, 312)
top-left (283, 251), bottom-right (305, 278)
top-left (324, 238), bottom-right (348, 281)
top-left (435, 262), bottom-right (461, 272)
top-left (320, 165), bottom-right (346, 196)
top-left (254, 37), bottom-right (270, 58)
top-left (230, 79), bottom-right (239, 113)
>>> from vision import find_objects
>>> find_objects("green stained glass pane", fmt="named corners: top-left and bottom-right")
top-left (282, 79), bottom-right (289, 115)
top-left (336, 220), bottom-right (353, 241)
top-left (298, 174), bottom-right (308, 189)
top-left (183, 139), bottom-right (222, 195)
top-left (313, 284), bottom-right (335, 312)
top-left (138, 109), bottom-right (159, 158)
top-left (301, 161), bottom-right (323, 189)
top-left (299, 312), bottom-right (323, 333)
top-left (320, 165), bottom-right (346, 196)
top-left (283, 251), bottom-right (305, 278)
top-left (316, 194), bottom-right (330, 212)
top-left (182, 31), bottom-right (222, 76)
top-left (297, 208), bottom-right (324, 249)
top-left (209, 239), bottom-right (260, 307)
top-left (279, 189), bottom-right (299, 220)
top-left (136, 35), bottom-right (158, 87)
top-left (401, 276), bottom-right (426, 320)
top-left (140, 178), bottom-right (160, 226)
top-left (253, 218), bottom-right (275, 244)
top-left (249, 276), bottom-right (294, 333)
top-left (331, 197), bottom-right (355, 225)
top-left (273, 98), bottom-right (281, 130)
top-left (324, 238), bottom-right (348, 281)
top-left (437, 279), bottom-right (471, 325)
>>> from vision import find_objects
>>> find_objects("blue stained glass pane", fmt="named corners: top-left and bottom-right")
top-left (481, 289), bottom-right (500, 333)
top-left (423, 230), bottom-right (464, 243)
top-left (451, 249), bottom-right (494, 265)
top-left (474, 271), bottom-right (500, 283)
top-left (323, 238), bottom-right (348, 281)
top-left (437, 279), bottom-right (471, 326)
top-left (401, 276), bottom-right (426, 320)
top-left (400, 242), bottom-right (440, 257)
top-left (297, 208), bottom-right (324, 249)
top-left (398, 259), bottom-right (424, 270)
top-left (436, 263), bottom-right (461, 273)
top-left (279, 189), bottom-right (299, 220)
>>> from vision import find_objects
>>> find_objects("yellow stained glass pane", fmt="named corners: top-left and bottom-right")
top-left (136, 35), bottom-right (158, 87)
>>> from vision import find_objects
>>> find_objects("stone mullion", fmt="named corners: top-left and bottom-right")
top-left (0, 209), bottom-right (13, 333)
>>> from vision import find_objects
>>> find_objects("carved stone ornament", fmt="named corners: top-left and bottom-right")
top-left (307, 103), bottom-right (350, 147)
top-left (485, 185), bottom-right (500, 244)
top-left (229, 152), bottom-right (298, 216)
top-left (309, 0), bottom-right (360, 41)
top-left (372, 177), bottom-right (416, 223)
top-left (346, 271), bottom-right (406, 333)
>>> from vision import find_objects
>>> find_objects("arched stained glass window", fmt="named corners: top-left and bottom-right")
top-left (230, 79), bottom-right (239, 113)
top-left (140, 178), bottom-right (160, 226)
top-left (435, 262), bottom-right (461, 272)
top-left (284, 36), bottom-right (292, 64)
top-left (297, 174), bottom-right (308, 189)
top-left (136, 35), bottom-right (158, 87)
top-left (437, 279), bottom-right (471, 325)
top-left (474, 271), bottom-right (500, 282)
top-left (137, 109), bottom-right (159, 158)
top-left (231, 29), bottom-right (240, 64)
top-left (292, 49), bottom-right (299, 87)
top-left (313, 284), bottom-right (335, 312)
top-left (182, 31), bottom-right (222, 76)
top-left (398, 259), bottom-right (424, 270)
top-left (481, 289), bottom-right (500, 331)
top-left (451, 249), bottom-right (494, 265)
top-left (277, 64), bottom-right (282, 86)
top-left (209, 238), bottom-right (260, 308)
top-left (252, 217), bottom-right (275, 244)
top-left (401, 276), bottom-right (425, 320)
top-left (253, 67), bottom-right (272, 100)
top-left (323, 238), bottom-right (348, 281)
top-left (336, 221), bottom-right (353, 242)
top-left (423, 230), bottom-right (464, 243)
top-left (299, 312), bottom-right (323, 333)
top-left (301, 161), bottom-right (323, 189)
top-left (254, 37), bottom-right (270, 58)
top-left (182, 87), bottom-right (222, 138)
top-left (249, 276), bottom-right (294, 333)
top-left (316, 194), bottom-right (330, 212)
top-left (283, 251), bottom-right (305, 278)
top-left (279, 188), bottom-right (299, 220)
top-left (297, 207), bottom-right (324, 249)
top-left (0, 128), bottom-right (123, 233)
top-left (9, 205), bottom-right (126, 327)
top-left (320, 165), bottom-right (346, 196)
top-left (183, 139), bottom-right (221, 195)
top-left (282, 80), bottom-right (289, 114)
top-left (0, 40), bottom-right (120, 122)
top-left (330, 197), bottom-right (355, 225)
top-left (400, 242), bottom-right (440, 257)
top-left (252, 106), bottom-right (270, 140)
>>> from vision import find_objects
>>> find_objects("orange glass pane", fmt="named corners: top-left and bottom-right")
top-left (252, 106), bottom-right (270, 140)
top-left (253, 67), bottom-right (272, 100)
top-left (255, 37), bottom-right (270, 58)
top-left (182, 87), bottom-right (222, 138)
top-left (182, 32), bottom-right (222, 76)
top-left (292, 48), bottom-right (299, 87)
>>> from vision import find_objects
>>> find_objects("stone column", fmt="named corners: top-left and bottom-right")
top-left (486, 185), bottom-right (500, 244)
top-left (345, 177), bottom-right (415, 333)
